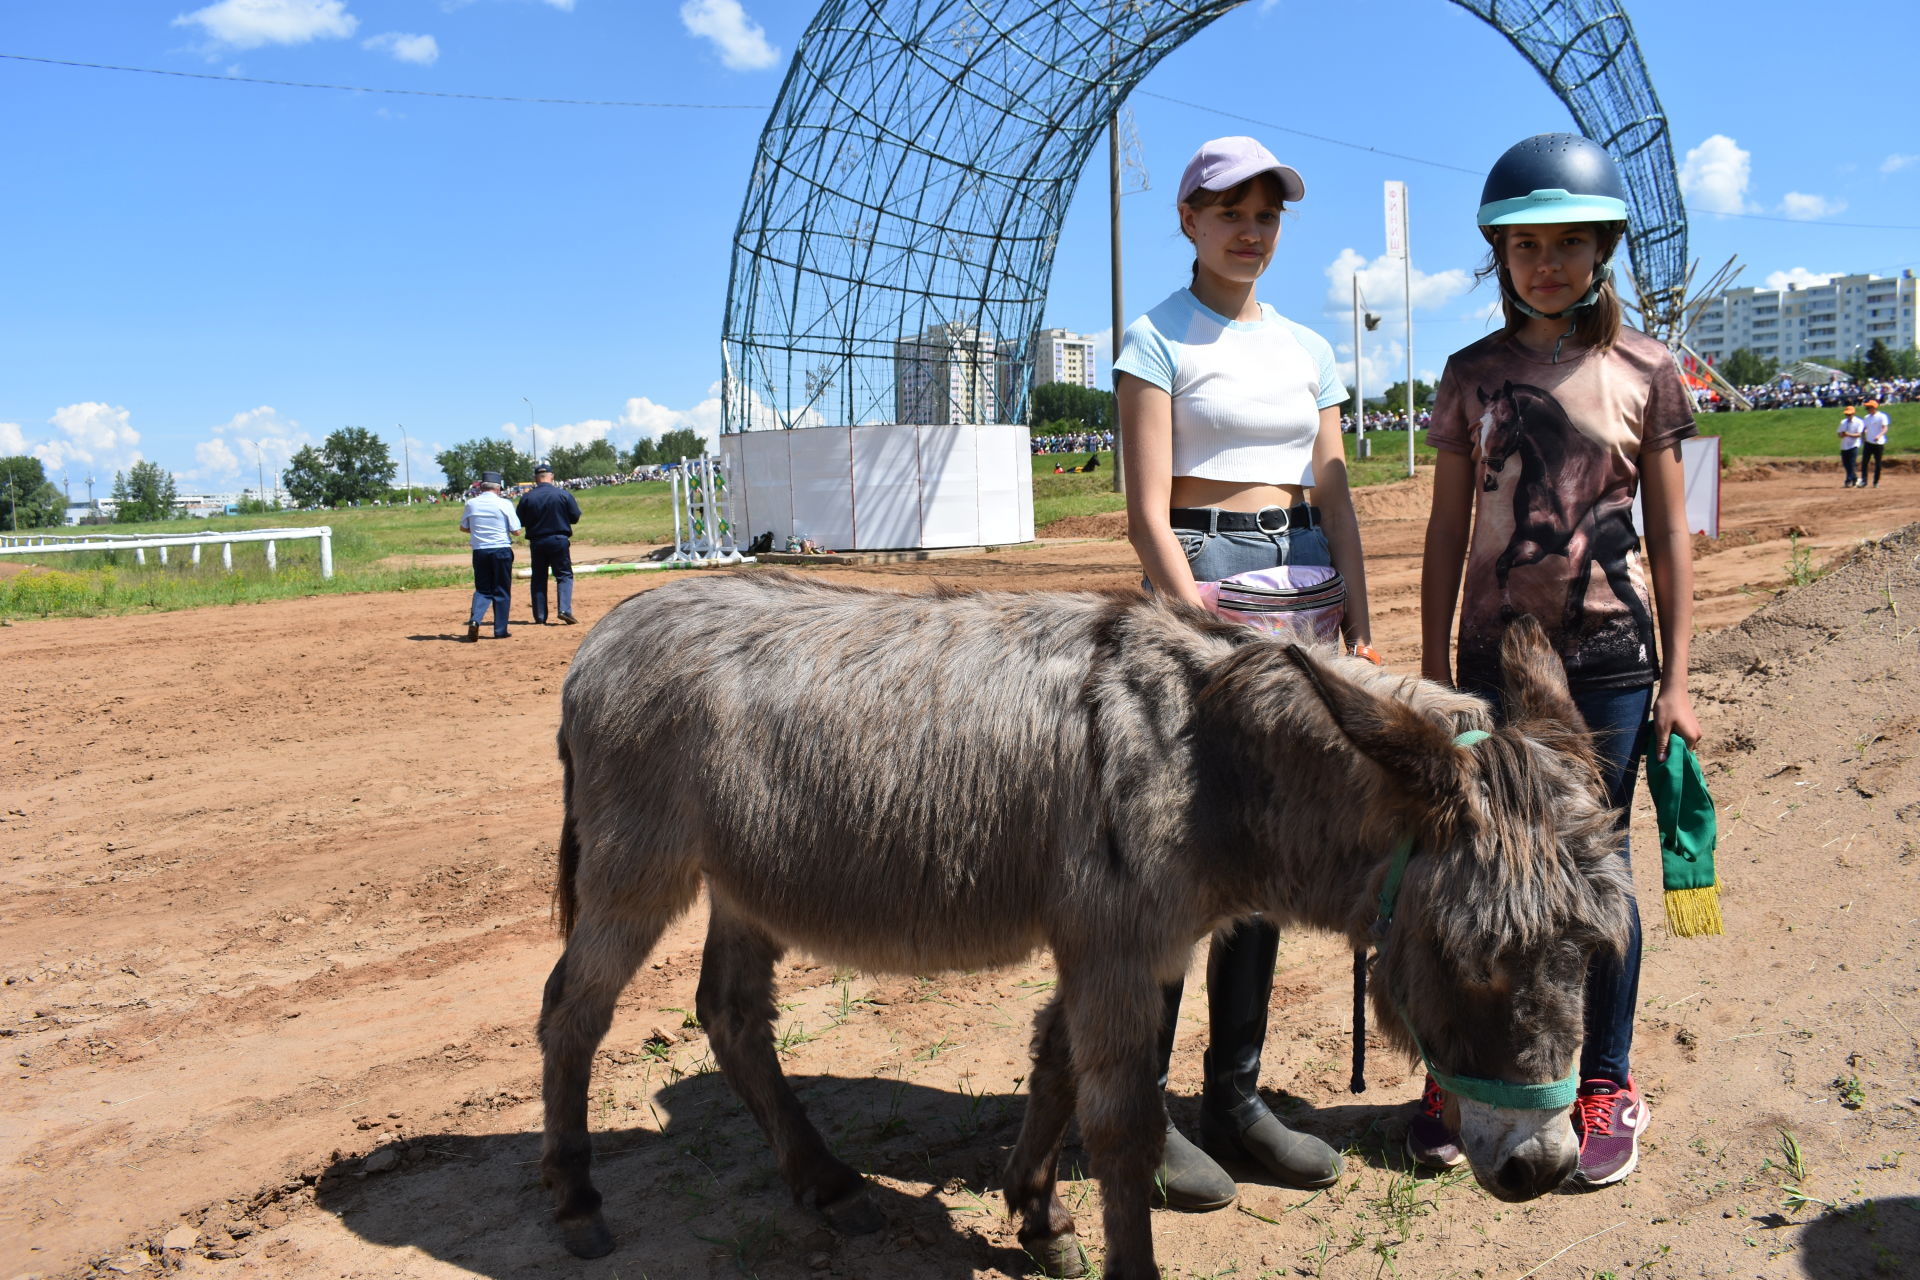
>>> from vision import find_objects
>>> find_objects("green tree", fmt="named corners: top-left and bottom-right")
top-left (630, 428), bottom-right (708, 468)
top-left (320, 426), bottom-right (396, 505)
top-left (1373, 379), bottom-right (1436, 417)
top-left (1718, 347), bottom-right (1778, 387)
top-left (1029, 382), bottom-right (1115, 430)
top-left (282, 446), bottom-right (330, 508)
top-left (435, 439), bottom-right (535, 493)
top-left (0, 456), bottom-right (67, 529)
top-left (111, 460), bottom-right (180, 523)
top-left (1864, 339), bottom-right (1899, 380)
top-left (547, 438), bottom-right (622, 480)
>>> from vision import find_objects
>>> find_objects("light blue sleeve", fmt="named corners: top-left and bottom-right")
top-left (1288, 321), bottom-right (1349, 409)
top-left (1113, 314), bottom-right (1177, 393)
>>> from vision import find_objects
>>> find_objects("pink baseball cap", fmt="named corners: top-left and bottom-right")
top-left (1177, 136), bottom-right (1305, 204)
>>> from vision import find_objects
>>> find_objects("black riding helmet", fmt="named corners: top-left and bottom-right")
top-left (1478, 133), bottom-right (1629, 321)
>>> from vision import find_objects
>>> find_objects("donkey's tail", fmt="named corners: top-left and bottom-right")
top-left (554, 734), bottom-right (581, 939)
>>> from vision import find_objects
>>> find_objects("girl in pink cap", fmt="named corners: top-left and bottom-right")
top-left (1114, 135), bottom-right (1375, 1210)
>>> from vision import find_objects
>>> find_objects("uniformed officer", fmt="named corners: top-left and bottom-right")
top-left (460, 471), bottom-right (522, 641)
top-left (517, 461), bottom-right (583, 624)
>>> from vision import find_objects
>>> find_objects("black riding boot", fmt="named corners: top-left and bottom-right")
top-left (1152, 976), bottom-right (1237, 1211)
top-left (1197, 918), bottom-right (1344, 1188)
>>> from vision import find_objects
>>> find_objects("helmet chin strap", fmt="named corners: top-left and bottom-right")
top-left (1503, 261), bottom-right (1611, 363)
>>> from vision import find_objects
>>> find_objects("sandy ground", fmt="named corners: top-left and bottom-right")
top-left (4, 465), bottom-right (1918, 1280)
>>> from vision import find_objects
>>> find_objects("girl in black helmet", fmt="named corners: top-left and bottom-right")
top-left (1413, 133), bottom-right (1702, 1187)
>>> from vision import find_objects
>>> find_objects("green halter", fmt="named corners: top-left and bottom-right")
top-left (1356, 728), bottom-right (1579, 1113)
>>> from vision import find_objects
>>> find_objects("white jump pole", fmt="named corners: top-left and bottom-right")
top-left (222, 543), bottom-right (233, 571)
top-left (265, 540), bottom-right (277, 572)
top-left (318, 527), bottom-right (333, 579)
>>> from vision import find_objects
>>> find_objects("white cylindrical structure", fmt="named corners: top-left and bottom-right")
top-left (136, 548), bottom-right (147, 565)
top-left (318, 527), bottom-right (333, 579)
top-left (191, 543), bottom-right (202, 565)
top-left (265, 540), bottom-right (277, 572)
top-left (158, 546), bottom-right (169, 565)
top-left (221, 543), bottom-right (233, 571)
top-left (723, 423), bottom-right (1033, 551)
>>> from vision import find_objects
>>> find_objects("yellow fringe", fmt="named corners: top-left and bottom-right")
top-left (1664, 881), bottom-right (1724, 938)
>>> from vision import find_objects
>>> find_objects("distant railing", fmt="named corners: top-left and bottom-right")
top-left (0, 527), bottom-right (334, 578)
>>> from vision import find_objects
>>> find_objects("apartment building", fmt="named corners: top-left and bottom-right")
top-left (1030, 328), bottom-right (1098, 390)
top-left (1689, 270), bottom-right (1919, 368)
top-left (893, 322), bottom-right (998, 424)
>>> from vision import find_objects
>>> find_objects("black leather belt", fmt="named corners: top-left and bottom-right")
top-left (1169, 504), bottom-right (1320, 534)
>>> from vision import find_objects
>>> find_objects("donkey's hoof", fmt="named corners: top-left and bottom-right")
top-left (820, 1187), bottom-right (884, 1236)
top-left (558, 1214), bottom-right (616, 1259)
top-left (1024, 1232), bottom-right (1088, 1278)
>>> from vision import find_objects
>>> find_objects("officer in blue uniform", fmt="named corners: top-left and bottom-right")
top-left (516, 461), bottom-right (583, 625)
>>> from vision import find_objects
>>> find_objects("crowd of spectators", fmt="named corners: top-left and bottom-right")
top-left (1031, 430), bottom-right (1114, 455)
top-left (1340, 409), bottom-right (1432, 434)
top-left (1703, 377), bottom-right (1920, 412)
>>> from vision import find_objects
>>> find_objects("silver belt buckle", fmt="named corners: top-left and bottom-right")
top-left (1256, 505), bottom-right (1290, 534)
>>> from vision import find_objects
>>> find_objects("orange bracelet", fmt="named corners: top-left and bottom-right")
top-left (1350, 642), bottom-right (1384, 666)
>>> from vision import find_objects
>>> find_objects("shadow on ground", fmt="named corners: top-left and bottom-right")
top-left (312, 1070), bottom-right (1422, 1278)
top-left (1795, 1195), bottom-right (1918, 1279)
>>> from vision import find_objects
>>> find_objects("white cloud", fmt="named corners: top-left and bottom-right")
top-left (1882, 154), bottom-right (1919, 175)
top-left (174, 0), bottom-right (359, 49)
top-left (1678, 134), bottom-right (1754, 215)
top-left (1322, 248), bottom-right (1473, 315)
top-left (1763, 267), bottom-right (1838, 292)
top-left (0, 422), bottom-right (28, 456)
top-left (363, 32), bottom-right (439, 65)
top-left (187, 406), bottom-right (314, 483)
top-left (540, 0), bottom-right (576, 10)
top-left (1779, 192), bottom-right (1846, 220)
top-left (41, 402), bottom-right (142, 474)
top-left (500, 417), bottom-right (618, 458)
top-left (680, 0), bottom-right (779, 71)
top-left (622, 386), bottom-right (726, 448)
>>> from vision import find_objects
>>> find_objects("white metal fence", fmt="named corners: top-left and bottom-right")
top-left (0, 527), bottom-right (334, 578)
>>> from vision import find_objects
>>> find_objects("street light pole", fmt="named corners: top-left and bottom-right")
top-left (396, 425), bottom-right (412, 503)
top-left (252, 439), bottom-right (265, 508)
top-left (524, 397), bottom-right (536, 471)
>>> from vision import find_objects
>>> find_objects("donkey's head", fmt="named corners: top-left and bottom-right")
top-left (1285, 619), bottom-right (1632, 1200)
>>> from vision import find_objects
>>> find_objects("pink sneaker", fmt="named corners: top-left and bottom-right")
top-left (1405, 1074), bottom-right (1464, 1170)
top-left (1574, 1077), bottom-right (1650, 1186)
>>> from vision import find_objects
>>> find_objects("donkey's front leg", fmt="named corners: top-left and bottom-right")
top-left (1003, 996), bottom-right (1084, 1278)
top-left (1058, 956), bottom-right (1166, 1280)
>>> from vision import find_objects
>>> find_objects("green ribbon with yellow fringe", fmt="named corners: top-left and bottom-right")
top-left (1638, 727), bottom-right (1724, 937)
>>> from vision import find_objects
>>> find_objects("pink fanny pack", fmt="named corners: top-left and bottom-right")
top-left (1194, 565), bottom-right (1346, 644)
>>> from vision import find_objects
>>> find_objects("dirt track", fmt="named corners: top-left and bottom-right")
top-left (4, 466), bottom-right (1918, 1280)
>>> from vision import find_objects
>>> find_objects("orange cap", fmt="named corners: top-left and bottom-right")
top-left (1865, 399), bottom-right (1879, 408)
top-left (1844, 406), bottom-right (1855, 414)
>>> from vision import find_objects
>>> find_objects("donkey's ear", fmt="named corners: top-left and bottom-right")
top-left (1284, 645), bottom-right (1471, 808)
top-left (1497, 615), bottom-right (1584, 734)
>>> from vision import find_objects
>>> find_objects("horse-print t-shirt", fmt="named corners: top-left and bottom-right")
top-left (1426, 326), bottom-right (1696, 693)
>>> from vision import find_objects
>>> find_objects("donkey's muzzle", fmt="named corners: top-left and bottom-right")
top-left (1481, 1145), bottom-right (1578, 1201)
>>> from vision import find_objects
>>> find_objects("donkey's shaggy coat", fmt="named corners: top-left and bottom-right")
top-left (539, 573), bottom-right (1630, 1280)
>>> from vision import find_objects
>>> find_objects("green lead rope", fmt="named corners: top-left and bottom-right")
top-left (1349, 728), bottom-right (1580, 1111)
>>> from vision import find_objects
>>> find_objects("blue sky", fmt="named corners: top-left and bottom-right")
top-left (4, 0), bottom-right (1916, 494)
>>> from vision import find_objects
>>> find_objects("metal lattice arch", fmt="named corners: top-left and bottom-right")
top-left (722, 0), bottom-right (1688, 438)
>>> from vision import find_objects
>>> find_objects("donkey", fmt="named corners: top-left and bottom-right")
top-left (1476, 380), bottom-right (1651, 638)
top-left (538, 573), bottom-right (1631, 1280)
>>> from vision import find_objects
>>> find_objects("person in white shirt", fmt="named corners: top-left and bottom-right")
top-left (1837, 407), bottom-right (1865, 488)
top-left (1860, 399), bottom-right (1891, 487)
top-left (1114, 135), bottom-right (1373, 1212)
top-left (460, 472), bottom-right (523, 640)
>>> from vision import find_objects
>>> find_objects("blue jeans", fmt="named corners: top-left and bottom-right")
top-left (529, 535), bottom-right (573, 622)
top-left (1151, 512), bottom-right (1334, 1100)
top-left (1173, 521), bottom-right (1334, 583)
top-left (1469, 679), bottom-right (1651, 1085)
top-left (469, 547), bottom-right (513, 636)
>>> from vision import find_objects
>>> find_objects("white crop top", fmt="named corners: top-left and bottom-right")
top-left (1114, 288), bottom-right (1347, 486)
